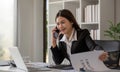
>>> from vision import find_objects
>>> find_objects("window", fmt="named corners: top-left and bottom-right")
top-left (0, 0), bottom-right (17, 60)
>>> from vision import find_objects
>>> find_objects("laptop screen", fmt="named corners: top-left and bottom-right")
top-left (9, 47), bottom-right (28, 71)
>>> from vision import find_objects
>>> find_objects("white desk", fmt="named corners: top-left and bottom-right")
top-left (0, 66), bottom-right (27, 72)
top-left (0, 67), bottom-right (120, 72)
top-left (0, 62), bottom-right (120, 72)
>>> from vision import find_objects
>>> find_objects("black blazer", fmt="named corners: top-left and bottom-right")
top-left (51, 29), bottom-right (103, 65)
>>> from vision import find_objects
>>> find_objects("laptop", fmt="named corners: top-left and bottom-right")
top-left (0, 47), bottom-right (28, 72)
top-left (0, 47), bottom-right (52, 72)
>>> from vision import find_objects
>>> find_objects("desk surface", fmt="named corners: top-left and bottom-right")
top-left (0, 62), bottom-right (120, 72)
top-left (0, 67), bottom-right (120, 72)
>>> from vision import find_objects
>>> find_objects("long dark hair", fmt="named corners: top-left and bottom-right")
top-left (55, 9), bottom-right (80, 30)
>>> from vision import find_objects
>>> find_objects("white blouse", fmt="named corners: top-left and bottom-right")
top-left (60, 28), bottom-right (77, 56)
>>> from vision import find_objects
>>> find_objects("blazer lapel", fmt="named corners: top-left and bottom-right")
top-left (71, 29), bottom-right (90, 54)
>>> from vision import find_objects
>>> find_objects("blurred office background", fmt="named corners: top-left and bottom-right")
top-left (0, 0), bottom-right (120, 64)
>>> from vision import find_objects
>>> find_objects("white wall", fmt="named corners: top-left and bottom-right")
top-left (17, 0), bottom-right (43, 62)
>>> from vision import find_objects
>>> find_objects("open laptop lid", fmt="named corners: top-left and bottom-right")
top-left (9, 47), bottom-right (28, 71)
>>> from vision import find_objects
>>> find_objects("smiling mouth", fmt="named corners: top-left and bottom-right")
top-left (60, 28), bottom-right (66, 32)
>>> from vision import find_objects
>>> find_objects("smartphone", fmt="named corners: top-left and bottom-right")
top-left (53, 27), bottom-right (60, 39)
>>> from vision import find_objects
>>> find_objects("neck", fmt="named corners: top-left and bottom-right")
top-left (65, 28), bottom-right (73, 39)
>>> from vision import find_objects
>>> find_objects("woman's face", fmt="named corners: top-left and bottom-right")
top-left (56, 16), bottom-right (73, 35)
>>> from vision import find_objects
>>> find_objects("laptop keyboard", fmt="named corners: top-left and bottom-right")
top-left (47, 64), bottom-right (73, 70)
top-left (27, 66), bottom-right (51, 72)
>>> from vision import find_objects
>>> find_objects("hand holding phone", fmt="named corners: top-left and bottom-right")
top-left (53, 27), bottom-right (60, 39)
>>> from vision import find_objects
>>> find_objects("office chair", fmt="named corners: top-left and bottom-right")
top-left (94, 40), bottom-right (120, 69)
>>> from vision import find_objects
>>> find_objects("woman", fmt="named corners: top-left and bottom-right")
top-left (51, 9), bottom-right (108, 65)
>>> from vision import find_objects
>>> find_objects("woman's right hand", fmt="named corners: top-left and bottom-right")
top-left (51, 27), bottom-right (58, 48)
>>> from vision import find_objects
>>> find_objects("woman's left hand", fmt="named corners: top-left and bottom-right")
top-left (99, 52), bottom-right (108, 61)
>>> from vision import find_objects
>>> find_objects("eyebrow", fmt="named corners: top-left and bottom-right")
top-left (60, 19), bottom-right (66, 22)
top-left (57, 19), bottom-right (65, 23)
top-left (56, 18), bottom-right (66, 24)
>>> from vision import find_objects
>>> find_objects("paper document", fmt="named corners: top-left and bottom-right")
top-left (70, 51), bottom-right (111, 72)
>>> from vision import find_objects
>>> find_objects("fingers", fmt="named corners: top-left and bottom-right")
top-left (52, 27), bottom-right (57, 34)
top-left (51, 27), bottom-right (57, 48)
top-left (52, 27), bottom-right (57, 38)
top-left (99, 52), bottom-right (109, 61)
